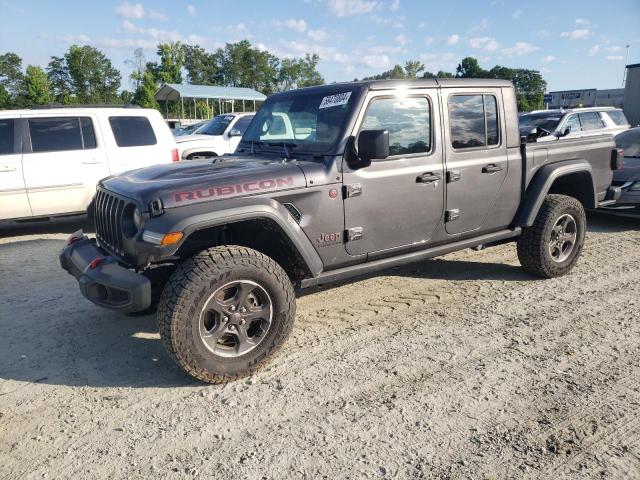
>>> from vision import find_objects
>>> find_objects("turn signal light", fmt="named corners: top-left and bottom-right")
top-left (160, 232), bottom-right (184, 246)
top-left (171, 148), bottom-right (180, 162)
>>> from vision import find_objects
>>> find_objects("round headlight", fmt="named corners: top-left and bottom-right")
top-left (122, 204), bottom-right (141, 239)
top-left (133, 207), bottom-right (142, 230)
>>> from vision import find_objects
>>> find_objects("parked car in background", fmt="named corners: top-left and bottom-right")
top-left (0, 107), bottom-right (178, 222)
top-left (604, 127), bottom-right (640, 213)
top-left (520, 107), bottom-right (629, 141)
top-left (173, 120), bottom-right (206, 137)
top-left (176, 113), bottom-right (254, 160)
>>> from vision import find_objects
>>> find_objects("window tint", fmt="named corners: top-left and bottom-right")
top-left (486, 96), bottom-right (499, 145)
top-left (579, 112), bottom-right (605, 131)
top-left (199, 115), bottom-right (235, 136)
top-left (448, 95), bottom-right (486, 149)
top-left (0, 119), bottom-right (14, 155)
top-left (29, 117), bottom-right (83, 152)
top-left (606, 110), bottom-right (628, 126)
top-left (361, 97), bottom-right (431, 156)
top-left (233, 116), bottom-right (253, 135)
top-left (109, 116), bottom-right (157, 147)
top-left (564, 115), bottom-right (581, 134)
top-left (80, 117), bottom-right (97, 149)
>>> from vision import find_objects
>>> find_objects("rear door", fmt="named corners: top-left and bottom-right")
top-left (343, 90), bottom-right (445, 256)
top-left (0, 117), bottom-right (31, 220)
top-left (22, 115), bottom-right (108, 216)
top-left (442, 89), bottom-right (508, 235)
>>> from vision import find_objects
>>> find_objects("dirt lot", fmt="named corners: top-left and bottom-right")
top-left (1, 213), bottom-right (639, 479)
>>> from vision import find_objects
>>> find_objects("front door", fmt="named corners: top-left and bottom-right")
top-left (22, 115), bottom-right (109, 216)
top-left (0, 117), bottom-right (31, 220)
top-left (343, 91), bottom-right (445, 256)
top-left (442, 90), bottom-right (509, 235)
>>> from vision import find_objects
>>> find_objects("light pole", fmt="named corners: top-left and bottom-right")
top-left (622, 44), bottom-right (630, 87)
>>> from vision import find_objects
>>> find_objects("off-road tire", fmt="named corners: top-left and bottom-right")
top-left (157, 245), bottom-right (296, 383)
top-left (517, 194), bottom-right (586, 278)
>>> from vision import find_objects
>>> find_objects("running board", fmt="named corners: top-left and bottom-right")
top-left (301, 228), bottom-right (521, 288)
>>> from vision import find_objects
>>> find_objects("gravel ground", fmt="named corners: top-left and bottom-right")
top-left (1, 213), bottom-right (639, 480)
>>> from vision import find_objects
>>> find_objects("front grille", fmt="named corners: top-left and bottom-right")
top-left (94, 188), bottom-right (129, 256)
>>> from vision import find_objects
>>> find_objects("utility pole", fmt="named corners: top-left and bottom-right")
top-left (622, 44), bottom-right (630, 87)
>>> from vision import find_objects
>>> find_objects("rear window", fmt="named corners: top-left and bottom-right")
top-left (29, 117), bottom-right (96, 153)
top-left (109, 116), bottom-right (157, 147)
top-left (448, 94), bottom-right (500, 149)
top-left (233, 116), bottom-right (254, 135)
top-left (578, 112), bottom-right (605, 131)
top-left (606, 110), bottom-right (629, 126)
top-left (0, 119), bottom-right (14, 155)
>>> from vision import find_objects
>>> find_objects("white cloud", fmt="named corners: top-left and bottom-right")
top-left (283, 18), bottom-right (307, 32)
top-left (560, 28), bottom-right (591, 40)
top-left (327, 0), bottom-right (380, 17)
top-left (307, 29), bottom-right (327, 41)
top-left (469, 19), bottom-right (489, 33)
top-left (469, 37), bottom-right (500, 51)
top-left (606, 55), bottom-right (624, 61)
top-left (419, 52), bottom-right (456, 71)
top-left (62, 34), bottom-right (91, 44)
top-left (513, 9), bottom-right (523, 19)
top-left (395, 33), bottom-right (409, 46)
top-left (589, 45), bottom-right (600, 56)
top-left (187, 5), bottom-right (197, 16)
top-left (447, 34), bottom-right (460, 45)
top-left (120, 20), bottom-right (182, 42)
top-left (149, 10), bottom-right (168, 21)
top-left (575, 18), bottom-right (590, 25)
top-left (115, 1), bottom-right (144, 19)
top-left (541, 55), bottom-right (556, 63)
top-left (361, 54), bottom-right (391, 69)
top-left (390, 0), bottom-right (400, 11)
top-left (502, 42), bottom-right (539, 57)
top-left (424, 36), bottom-right (433, 46)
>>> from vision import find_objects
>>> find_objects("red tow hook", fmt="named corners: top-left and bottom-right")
top-left (89, 257), bottom-right (106, 269)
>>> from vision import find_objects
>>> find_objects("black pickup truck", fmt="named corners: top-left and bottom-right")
top-left (60, 79), bottom-right (622, 383)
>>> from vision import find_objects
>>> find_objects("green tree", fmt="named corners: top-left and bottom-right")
top-left (489, 65), bottom-right (546, 111)
top-left (217, 41), bottom-right (279, 94)
top-left (0, 52), bottom-right (24, 97)
top-left (133, 69), bottom-right (159, 109)
top-left (455, 57), bottom-right (488, 78)
top-left (149, 42), bottom-right (185, 84)
top-left (22, 65), bottom-right (52, 106)
top-left (46, 56), bottom-right (73, 103)
top-left (404, 60), bottom-right (425, 79)
top-left (277, 54), bottom-right (324, 91)
top-left (183, 44), bottom-right (221, 85)
top-left (0, 85), bottom-right (10, 109)
top-left (126, 48), bottom-right (147, 90)
top-left (363, 64), bottom-right (407, 80)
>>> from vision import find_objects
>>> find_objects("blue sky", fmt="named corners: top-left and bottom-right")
top-left (1, 0), bottom-right (639, 91)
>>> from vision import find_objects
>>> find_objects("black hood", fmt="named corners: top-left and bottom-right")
top-left (101, 155), bottom-right (311, 210)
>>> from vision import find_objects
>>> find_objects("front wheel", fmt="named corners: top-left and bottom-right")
top-left (517, 194), bottom-right (586, 278)
top-left (157, 246), bottom-right (296, 383)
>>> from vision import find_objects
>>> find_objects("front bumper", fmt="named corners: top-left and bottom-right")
top-left (59, 232), bottom-right (151, 313)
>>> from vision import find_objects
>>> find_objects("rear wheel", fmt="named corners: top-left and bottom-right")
top-left (157, 246), bottom-right (295, 383)
top-left (517, 194), bottom-right (586, 278)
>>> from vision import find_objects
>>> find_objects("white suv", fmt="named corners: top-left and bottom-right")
top-left (0, 107), bottom-right (177, 222)
top-left (520, 107), bottom-right (630, 141)
top-left (176, 112), bottom-right (254, 160)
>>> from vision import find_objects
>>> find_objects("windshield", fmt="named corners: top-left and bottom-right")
top-left (616, 128), bottom-right (640, 157)
top-left (519, 113), bottom-right (562, 132)
top-left (197, 115), bottom-right (235, 136)
top-left (242, 88), bottom-right (358, 154)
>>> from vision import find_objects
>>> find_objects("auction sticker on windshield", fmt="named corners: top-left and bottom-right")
top-left (319, 92), bottom-right (352, 109)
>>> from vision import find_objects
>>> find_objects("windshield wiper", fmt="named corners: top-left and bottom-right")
top-left (249, 140), bottom-right (264, 155)
top-left (267, 141), bottom-right (298, 159)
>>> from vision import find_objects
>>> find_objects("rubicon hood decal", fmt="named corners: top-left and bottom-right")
top-left (173, 176), bottom-right (295, 203)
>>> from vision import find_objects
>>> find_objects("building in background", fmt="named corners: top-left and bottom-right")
top-left (545, 88), bottom-right (624, 109)
top-left (623, 63), bottom-right (640, 126)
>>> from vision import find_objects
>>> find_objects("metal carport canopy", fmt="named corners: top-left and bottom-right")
top-left (154, 83), bottom-right (267, 102)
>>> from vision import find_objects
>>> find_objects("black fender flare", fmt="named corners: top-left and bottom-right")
top-left (514, 160), bottom-right (596, 227)
top-left (144, 198), bottom-right (324, 277)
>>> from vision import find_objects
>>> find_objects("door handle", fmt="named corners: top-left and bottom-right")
top-left (0, 165), bottom-right (17, 172)
top-left (416, 172), bottom-right (442, 184)
top-left (482, 163), bottom-right (503, 174)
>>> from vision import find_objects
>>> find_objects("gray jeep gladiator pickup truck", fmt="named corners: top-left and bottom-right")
top-left (60, 79), bottom-right (622, 383)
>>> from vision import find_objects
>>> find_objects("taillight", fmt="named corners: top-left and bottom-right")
top-left (171, 148), bottom-right (180, 162)
top-left (612, 148), bottom-right (624, 170)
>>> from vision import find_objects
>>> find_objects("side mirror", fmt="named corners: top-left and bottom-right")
top-left (357, 129), bottom-right (389, 164)
top-left (556, 126), bottom-right (570, 138)
top-left (228, 128), bottom-right (242, 137)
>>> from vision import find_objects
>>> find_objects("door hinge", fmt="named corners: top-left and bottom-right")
top-left (343, 183), bottom-right (362, 198)
top-left (447, 170), bottom-right (461, 183)
top-left (346, 227), bottom-right (363, 242)
top-left (445, 209), bottom-right (460, 223)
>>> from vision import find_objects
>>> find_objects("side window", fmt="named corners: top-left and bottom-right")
top-left (579, 112), bottom-right (605, 131)
top-left (606, 110), bottom-right (628, 126)
top-left (80, 117), bottom-right (97, 149)
top-left (0, 119), bottom-right (15, 155)
top-left (361, 96), bottom-right (431, 157)
top-left (29, 117), bottom-right (83, 152)
top-left (233, 116), bottom-right (253, 135)
top-left (448, 94), bottom-right (500, 149)
top-left (109, 116), bottom-right (157, 147)
top-left (564, 115), bottom-right (581, 134)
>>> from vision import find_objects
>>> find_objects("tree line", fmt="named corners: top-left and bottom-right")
top-left (0, 41), bottom-right (547, 113)
top-left (359, 57), bottom-right (547, 112)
